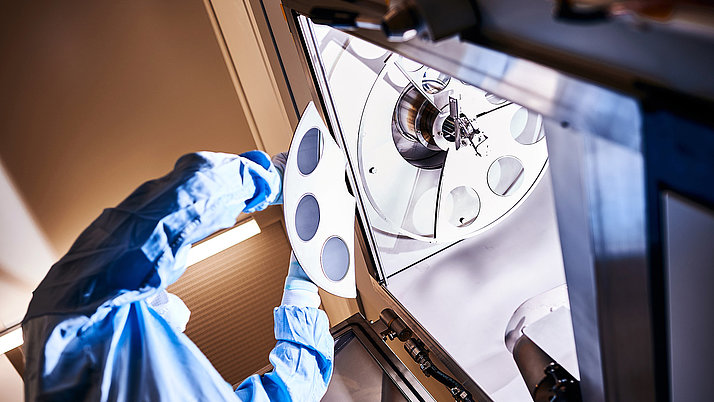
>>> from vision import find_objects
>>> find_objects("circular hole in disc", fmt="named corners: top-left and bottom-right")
top-left (485, 92), bottom-right (508, 105)
top-left (422, 69), bottom-right (451, 94)
top-left (322, 236), bottom-right (349, 281)
top-left (398, 56), bottom-right (423, 72)
top-left (295, 194), bottom-right (320, 241)
top-left (510, 107), bottom-right (545, 145)
top-left (297, 127), bottom-right (323, 175)
top-left (446, 186), bottom-right (480, 227)
top-left (488, 156), bottom-right (525, 196)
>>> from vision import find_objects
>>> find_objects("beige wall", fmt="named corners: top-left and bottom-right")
top-left (0, 357), bottom-right (22, 402)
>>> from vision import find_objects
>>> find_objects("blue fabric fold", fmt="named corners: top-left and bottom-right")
top-left (22, 151), bottom-right (334, 402)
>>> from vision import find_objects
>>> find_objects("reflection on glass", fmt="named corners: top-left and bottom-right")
top-left (297, 127), bottom-right (323, 175)
top-left (322, 236), bottom-right (350, 281)
top-left (295, 194), bottom-right (320, 241)
top-left (323, 331), bottom-right (408, 402)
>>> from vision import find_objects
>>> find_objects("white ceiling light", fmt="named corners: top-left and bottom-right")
top-left (0, 325), bottom-right (22, 355)
top-left (186, 219), bottom-right (261, 267)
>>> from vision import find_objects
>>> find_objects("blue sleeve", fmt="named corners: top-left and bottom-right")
top-left (25, 151), bottom-right (280, 320)
top-left (22, 151), bottom-right (282, 401)
top-left (234, 306), bottom-right (334, 402)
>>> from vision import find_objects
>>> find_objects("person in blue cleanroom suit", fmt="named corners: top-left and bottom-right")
top-left (22, 151), bottom-right (333, 401)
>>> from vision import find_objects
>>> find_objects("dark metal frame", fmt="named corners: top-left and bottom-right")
top-left (642, 104), bottom-right (714, 402)
top-left (330, 313), bottom-right (435, 402)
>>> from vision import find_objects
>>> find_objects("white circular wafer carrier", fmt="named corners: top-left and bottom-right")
top-left (283, 102), bottom-right (357, 298)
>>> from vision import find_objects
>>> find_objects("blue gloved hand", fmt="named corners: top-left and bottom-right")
top-left (270, 152), bottom-right (288, 205)
top-left (281, 251), bottom-right (321, 308)
top-left (146, 289), bottom-right (191, 333)
top-left (272, 152), bottom-right (321, 307)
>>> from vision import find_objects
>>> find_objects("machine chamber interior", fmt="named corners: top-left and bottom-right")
top-left (299, 19), bottom-right (576, 401)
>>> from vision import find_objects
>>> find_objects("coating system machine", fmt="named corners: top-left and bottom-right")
top-left (247, 1), bottom-right (714, 400)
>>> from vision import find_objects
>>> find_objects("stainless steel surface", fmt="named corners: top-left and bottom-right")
top-left (664, 192), bottom-right (714, 402)
top-left (545, 116), bottom-right (655, 401)
top-left (474, 0), bottom-right (714, 101)
top-left (390, 0), bottom-right (478, 42)
top-left (392, 86), bottom-right (446, 169)
top-left (386, 170), bottom-right (565, 400)
top-left (285, 0), bottom-right (714, 102)
top-left (449, 97), bottom-right (462, 150)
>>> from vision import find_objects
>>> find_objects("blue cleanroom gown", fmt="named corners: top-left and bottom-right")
top-left (22, 151), bottom-right (334, 401)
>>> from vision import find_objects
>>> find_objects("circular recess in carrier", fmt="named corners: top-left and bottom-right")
top-left (488, 156), bottom-right (525, 196)
top-left (358, 54), bottom-right (549, 242)
top-left (510, 107), bottom-right (545, 145)
top-left (421, 69), bottom-right (451, 94)
top-left (297, 127), bottom-right (323, 175)
top-left (295, 194), bottom-right (320, 241)
top-left (398, 56), bottom-right (423, 72)
top-left (485, 92), bottom-right (508, 105)
top-left (321, 236), bottom-right (350, 281)
top-left (445, 186), bottom-right (481, 227)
